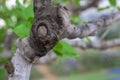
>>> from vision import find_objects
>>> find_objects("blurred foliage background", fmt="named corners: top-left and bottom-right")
top-left (1, 0), bottom-right (120, 80)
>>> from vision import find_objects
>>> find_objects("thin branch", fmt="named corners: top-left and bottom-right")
top-left (72, 0), bottom-right (100, 15)
top-left (88, 38), bottom-right (120, 49)
top-left (66, 12), bottom-right (120, 39)
top-left (66, 38), bottom-right (120, 50)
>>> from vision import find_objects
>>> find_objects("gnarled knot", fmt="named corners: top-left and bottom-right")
top-left (29, 4), bottom-right (71, 57)
top-left (38, 25), bottom-right (47, 37)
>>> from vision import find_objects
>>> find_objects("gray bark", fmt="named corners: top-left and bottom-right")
top-left (5, 0), bottom-right (120, 80)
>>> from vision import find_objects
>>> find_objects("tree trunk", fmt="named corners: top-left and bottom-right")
top-left (5, 38), bottom-right (56, 80)
top-left (5, 38), bottom-right (33, 80)
top-left (8, 48), bottom-right (32, 80)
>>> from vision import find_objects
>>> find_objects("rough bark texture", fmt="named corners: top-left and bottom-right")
top-left (5, 38), bottom-right (33, 80)
top-left (29, 0), bottom-right (71, 57)
top-left (5, 38), bottom-right (56, 80)
top-left (5, 0), bottom-right (120, 80)
top-left (5, 1), bottom-right (70, 79)
top-left (66, 12), bottom-right (120, 39)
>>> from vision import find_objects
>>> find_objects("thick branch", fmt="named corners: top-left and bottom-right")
top-left (5, 38), bottom-right (57, 80)
top-left (66, 12), bottom-right (120, 39)
top-left (5, 38), bottom-right (33, 80)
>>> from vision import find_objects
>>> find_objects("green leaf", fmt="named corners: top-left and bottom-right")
top-left (22, 4), bottom-right (34, 20)
top-left (0, 67), bottom-right (5, 80)
top-left (5, 18), bottom-right (16, 28)
top-left (61, 0), bottom-right (69, 3)
top-left (13, 24), bottom-right (30, 38)
top-left (83, 36), bottom-right (92, 43)
top-left (71, 15), bottom-right (81, 25)
top-left (0, 45), bottom-right (3, 53)
top-left (16, 0), bottom-right (34, 20)
top-left (16, 0), bottom-right (23, 9)
top-left (0, 57), bottom-right (9, 64)
top-left (53, 40), bottom-right (78, 57)
top-left (109, 0), bottom-right (116, 6)
top-left (0, 28), bottom-right (6, 43)
top-left (74, 0), bottom-right (80, 5)
top-left (117, 6), bottom-right (120, 10)
top-left (23, 0), bottom-right (27, 4)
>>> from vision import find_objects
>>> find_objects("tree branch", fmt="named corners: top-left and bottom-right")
top-left (87, 38), bottom-right (120, 49)
top-left (5, 38), bottom-right (57, 80)
top-left (66, 38), bottom-right (120, 50)
top-left (5, 38), bottom-right (33, 80)
top-left (71, 0), bottom-right (100, 15)
top-left (66, 12), bottom-right (120, 39)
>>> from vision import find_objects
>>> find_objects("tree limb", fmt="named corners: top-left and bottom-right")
top-left (66, 38), bottom-right (120, 50)
top-left (5, 38), bottom-right (33, 80)
top-left (5, 38), bottom-right (57, 80)
top-left (66, 12), bottom-right (120, 39)
top-left (72, 0), bottom-right (100, 15)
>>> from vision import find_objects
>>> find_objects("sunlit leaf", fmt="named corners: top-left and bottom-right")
top-left (23, 0), bottom-right (27, 4)
top-left (13, 24), bottom-right (30, 38)
top-left (21, 4), bottom-right (34, 20)
top-left (61, 0), bottom-right (69, 3)
top-left (16, 0), bottom-right (23, 9)
top-left (83, 36), bottom-right (92, 43)
top-left (53, 40), bottom-right (78, 57)
top-left (74, 0), bottom-right (81, 5)
top-left (71, 15), bottom-right (81, 25)
top-left (109, 0), bottom-right (116, 6)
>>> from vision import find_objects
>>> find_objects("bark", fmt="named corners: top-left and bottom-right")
top-left (71, 0), bottom-right (100, 15)
top-left (5, 0), bottom-right (69, 79)
top-left (5, 38), bottom-right (56, 80)
top-left (66, 38), bottom-right (120, 50)
top-left (29, 0), bottom-right (71, 57)
top-left (5, 0), bottom-right (120, 80)
top-left (66, 12), bottom-right (120, 39)
top-left (5, 38), bottom-right (33, 80)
